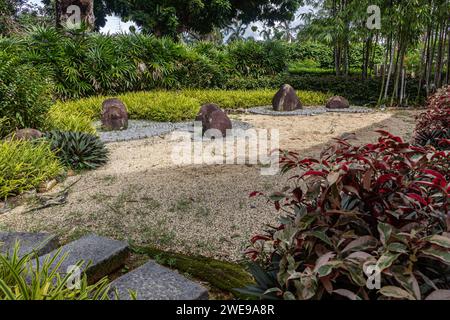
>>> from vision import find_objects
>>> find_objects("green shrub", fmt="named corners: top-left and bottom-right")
top-left (45, 131), bottom-right (109, 170)
top-left (0, 51), bottom-right (53, 137)
top-left (0, 139), bottom-right (62, 199)
top-left (120, 91), bottom-right (199, 122)
top-left (0, 242), bottom-right (114, 300)
top-left (285, 75), bottom-right (425, 106)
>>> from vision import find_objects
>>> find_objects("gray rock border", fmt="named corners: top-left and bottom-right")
top-left (247, 105), bottom-right (372, 116)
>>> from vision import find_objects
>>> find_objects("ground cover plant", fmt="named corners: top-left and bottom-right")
top-left (243, 131), bottom-right (450, 300)
top-left (46, 89), bottom-right (331, 133)
top-left (0, 138), bottom-right (63, 199)
top-left (0, 242), bottom-right (115, 300)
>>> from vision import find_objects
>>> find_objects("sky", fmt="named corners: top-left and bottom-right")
top-left (28, 0), bottom-right (311, 39)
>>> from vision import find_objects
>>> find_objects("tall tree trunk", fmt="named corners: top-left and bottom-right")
top-left (434, 22), bottom-right (445, 89)
top-left (384, 38), bottom-right (396, 101)
top-left (378, 35), bottom-right (391, 105)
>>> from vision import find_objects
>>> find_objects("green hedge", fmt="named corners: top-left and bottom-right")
top-left (47, 89), bottom-right (331, 132)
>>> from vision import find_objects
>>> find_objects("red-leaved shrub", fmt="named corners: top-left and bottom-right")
top-left (414, 85), bottom-right (450, 150)
top-left (240, 131), bottom-right (450, 300)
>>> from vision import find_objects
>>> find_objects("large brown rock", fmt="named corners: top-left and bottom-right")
top-left (101, 98), bottom-right (128, 131)
top-left (195, 103), bottom-right (232, 137)
top-left (326, 96), bottom-right (350, 109)
top-left (272, 84), bottom-right (303, 111)
top-left (5, 128), bottom-right (43, 141)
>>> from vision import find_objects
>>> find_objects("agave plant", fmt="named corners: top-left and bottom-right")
top-left (45, 130), bottom-right (109, 170)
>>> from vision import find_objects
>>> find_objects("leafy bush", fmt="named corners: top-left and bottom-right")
top-left (0, 242), bottom-right (114, 300)
top-left (414, 86), bottom-right (450, 150)
top-left (45, 131), bottom-right (109, 170)
top-left (0, 50), bottom-right (53, 137)
top-left (0, 139), bottom-right (62, 199)
top-left (242, 131), bottom-right (450, 300)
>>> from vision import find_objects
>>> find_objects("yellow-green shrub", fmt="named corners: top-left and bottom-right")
top-left (0, 139), bottom-right (63, 199)
top-left (119, 91), bottom-right (199, 122)
top-left (46, 89), bottom-right (332, 133)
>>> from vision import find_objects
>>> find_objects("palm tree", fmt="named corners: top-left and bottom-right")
top-left (224, 19), bottom-right (247, 42)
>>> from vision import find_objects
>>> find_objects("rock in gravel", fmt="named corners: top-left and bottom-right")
top-left (101, 98), bottom-right (129, 131)
top-left (272, 84), bottom-right (303, 111)
top-left (196, 103), bottom-right (232, 137)
top-left (36, 234), bottom-right (129, 284)
top-left (4, 128), bottom-right (43, 141)
top-left (109, 260), bottom-right (209, 300)
top-left (0, 232), bottom-right (59, 257)
top-left (326, 96), bottom-right (350, 109)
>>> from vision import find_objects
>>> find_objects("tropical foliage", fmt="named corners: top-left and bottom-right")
top-left (242, 131), bottom-right (450, 300)
top-left (0, 242), bottom-right (113, 300)
top-left (45, 131), bottom-right (109, 170)
top-left (0, 139), bottom-right (62, 199)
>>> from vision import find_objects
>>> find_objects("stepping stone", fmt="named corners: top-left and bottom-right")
top-left (109, 260), bottom-right (209, 300)
top-left (0, 232), bottom-right (59, 257)
top-left (36, 234), bottom-right (129, 284)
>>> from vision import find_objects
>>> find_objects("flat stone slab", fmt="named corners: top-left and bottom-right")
top-left (36, 234), bottom-right (129, 283)
top-left (0, 232), bottom-right (58, 257)
top-left (247, 105), bottom-right (372, 116)
top-left (109, 260), bottom-right (209, 300)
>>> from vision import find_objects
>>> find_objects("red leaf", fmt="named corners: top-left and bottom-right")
top-left (406, 193), bottom-right (428, 206)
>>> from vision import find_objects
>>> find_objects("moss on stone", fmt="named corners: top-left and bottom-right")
top-left (131, 245), bottom-right (255, 299)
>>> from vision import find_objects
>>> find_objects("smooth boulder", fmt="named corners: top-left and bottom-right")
top-left (101, 98), bottom-right (128, 131)
top-left (272, 84), bottom-right (303, 111)
top-left (195, 103), bottom-right (232, 137)
top-left (326, 96), bottom-right (350, 109)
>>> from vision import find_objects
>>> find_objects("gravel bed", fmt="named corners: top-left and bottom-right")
top-left (95, 120), bottom-right (253, 143)
top-left (247, 105), bottom-right (372, 116)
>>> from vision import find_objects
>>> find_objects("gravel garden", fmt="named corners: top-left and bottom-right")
top-left (1, 1), bottom-right (449, 301)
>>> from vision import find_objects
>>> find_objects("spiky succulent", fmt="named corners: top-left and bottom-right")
top-left (45, 131), bottom-right (109, 170)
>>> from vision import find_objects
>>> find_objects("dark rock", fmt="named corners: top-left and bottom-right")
top-left (101, 98), bottom-right (129, 131)
top-left (35, 234), bottom-right (129, 284)
top-left (109, 260), bottom-right (208, 300)
top-left (5, 128), bottom-right (43, 141)
top-left (326, 96), bottom-right (350, 109)
top-left (196, 103), bottom-right (232, 137)
top-left (272, 84), bottom-right (303, 111)
top-left (0, 232), bottom-right (59, 257)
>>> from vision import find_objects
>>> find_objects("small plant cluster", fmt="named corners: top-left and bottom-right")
top-left (0, 242), bottom-right (118, 300)
top-left (0, 139), bottom-right (62, 199)
top-left (242, 131), bottom-right (450, 300)
top-left (414, 85), bottom-right (450, 150)
top-left (45, 131), bottom-right (109, 171)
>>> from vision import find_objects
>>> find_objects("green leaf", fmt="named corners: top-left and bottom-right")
top-left (423, 235), bottom-right (450, 249)
top-left (342, 236), bottom-right (378, 254)
top-left (309, 230), bottom-right (333, 247)
top-left (376, 252), bottom-right (401, 271)
top-left (421, 248), bottom-right (450, 264)
top-left (378, 222), bottom-right (393, 246)
top-left (387, 242), bottom-right (408, 254)
top-left (379, 286), bottom-right (416, 300)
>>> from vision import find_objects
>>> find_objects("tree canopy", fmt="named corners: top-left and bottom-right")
top-left (101, 0), bottom-right (303, 37)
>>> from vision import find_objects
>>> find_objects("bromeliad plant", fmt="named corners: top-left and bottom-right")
top-left (45, 131), bottom-right (109, 170)
top-left (414, 85), bottom-right (450, 150)
top-left (242, 131), bottom-right (450, 300)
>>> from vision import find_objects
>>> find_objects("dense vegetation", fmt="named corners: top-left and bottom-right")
top-left (243, 88), bottom-right (450, 300)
